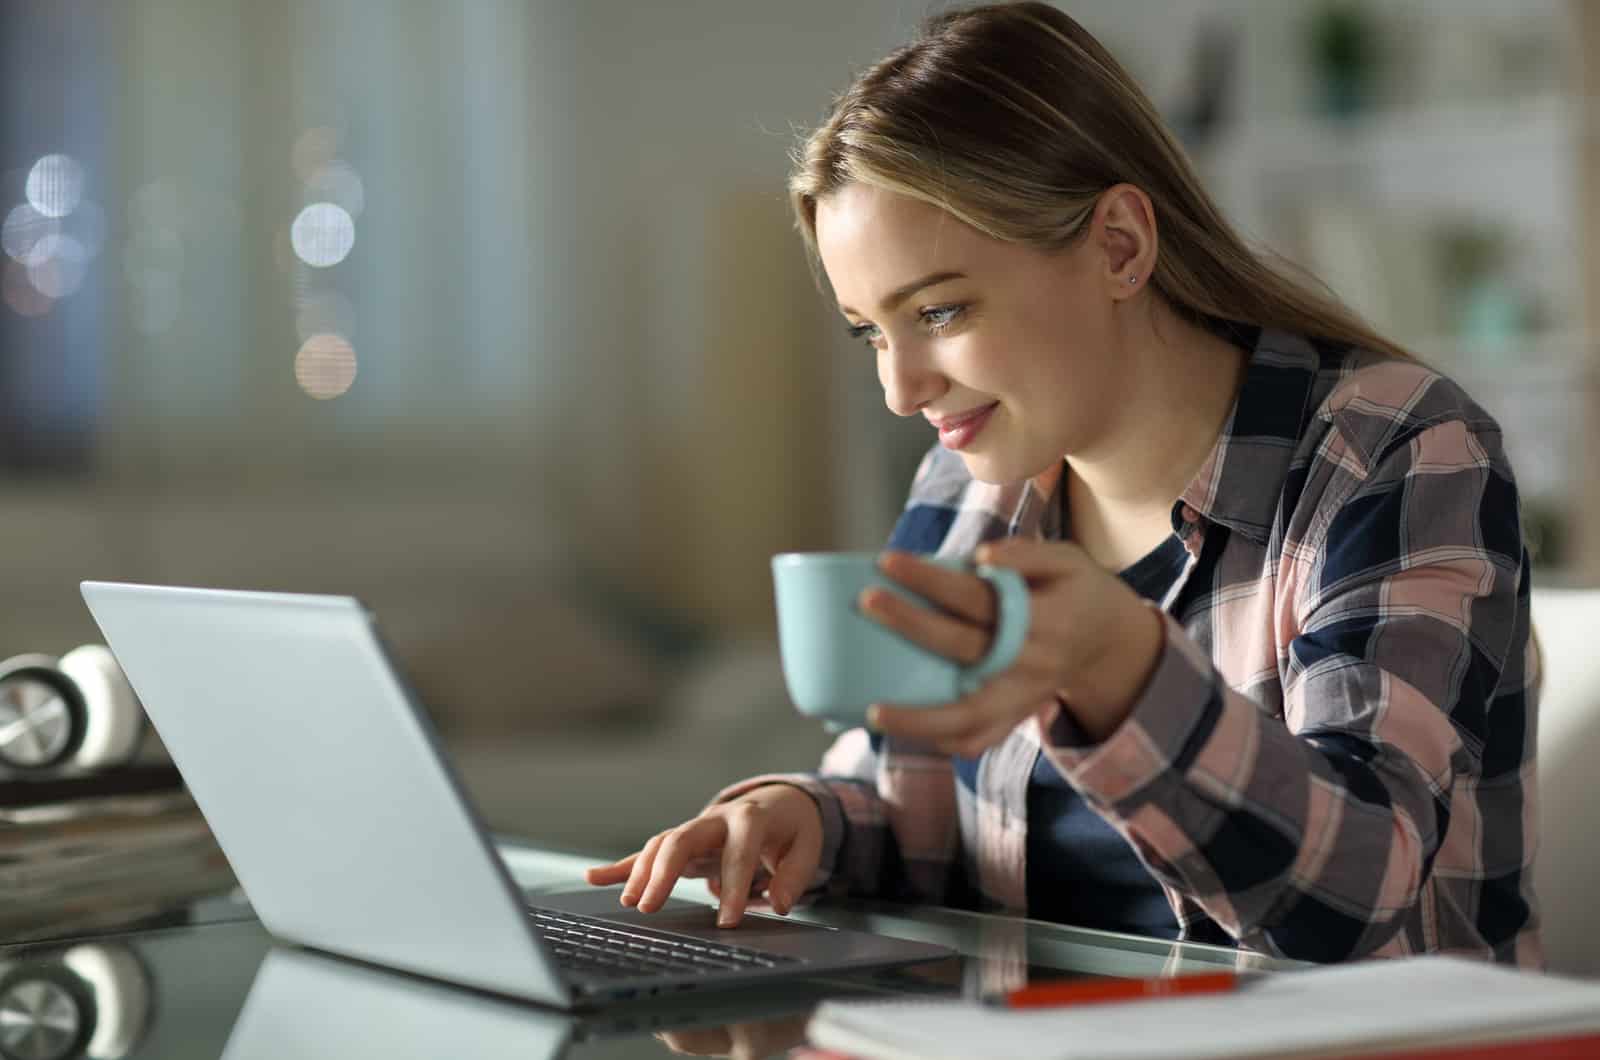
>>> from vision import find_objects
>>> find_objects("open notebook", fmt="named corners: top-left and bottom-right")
top-left (806, 955), bottom-right (1600, 1060)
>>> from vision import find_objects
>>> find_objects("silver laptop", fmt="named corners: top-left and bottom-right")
top-left (79, 581), bottom-right (950, 1009)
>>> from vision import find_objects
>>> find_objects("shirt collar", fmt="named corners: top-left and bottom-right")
top-left (1174, 328), bottom-right (1324, 546)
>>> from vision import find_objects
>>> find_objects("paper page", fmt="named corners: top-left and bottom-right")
top-left (807, 956), bottom-right (1600, 1060)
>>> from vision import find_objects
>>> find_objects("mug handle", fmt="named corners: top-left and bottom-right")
top-left (956, 565), bottom-right (1030, 694)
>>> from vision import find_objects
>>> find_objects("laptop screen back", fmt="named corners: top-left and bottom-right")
top-left (79, 581), bottom-right (567, 1005)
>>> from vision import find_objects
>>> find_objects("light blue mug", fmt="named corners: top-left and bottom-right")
top-left (771, 551), bottom-right (1031, 730)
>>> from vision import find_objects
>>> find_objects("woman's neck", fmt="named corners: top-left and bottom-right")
top-left (1061, 307), bottom-right (1249, 562)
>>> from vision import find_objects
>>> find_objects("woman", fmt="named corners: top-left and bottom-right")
top-left (587, 1), bottom-right (1539, 965)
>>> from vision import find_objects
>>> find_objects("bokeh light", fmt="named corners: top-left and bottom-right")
top-left (294, 333), bottom-right (357, 399)
top-left (25, 154), bottom-right (84, 219)
top-left (2, 204), bottom-right (55, 263)
top-left (290, 202), bottom-right (355, 268)
top-left (26, 234), bottom-right (88, 298)
top-left (128, 180), bottom-right (179, 233)
top-left (291, 127), bottom-right (340, 183)
top-left (2, 260), bottom-right (52, 317)
top-left (305, 161), bottom-right (364, 218)
top-left (121, 228), bottom-right (183, 284)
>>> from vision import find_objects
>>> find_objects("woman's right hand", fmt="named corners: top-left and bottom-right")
top-left (583, 783), bottom-right (824, 928)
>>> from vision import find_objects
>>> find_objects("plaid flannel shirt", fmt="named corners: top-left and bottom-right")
top-left (720, 328), bottom-right (1540, 965)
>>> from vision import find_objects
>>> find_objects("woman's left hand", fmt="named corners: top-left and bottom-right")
top-left (859, 539), bottom-right (1166, 756)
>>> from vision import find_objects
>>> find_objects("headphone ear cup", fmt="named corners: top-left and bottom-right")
top-left (61, 944), bottom-right (152, 1060)
top-left (0, 653), bottom-right (84, 772)
top-left (0, 959), bottom-right (95, 1060)
top-left (57, 646), bottom-right (145, 771)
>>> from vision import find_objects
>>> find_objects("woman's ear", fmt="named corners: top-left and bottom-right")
top-left (1092, 184), bottom-right (1158, 300)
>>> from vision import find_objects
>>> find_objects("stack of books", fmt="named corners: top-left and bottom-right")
top-left (0, 769), bottom-right (238, 943)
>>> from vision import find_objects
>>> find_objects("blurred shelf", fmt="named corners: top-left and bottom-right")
top-left (1197, 93), bottom-right (1591, 177)
top-left (1178, 0), bottom-right (1600, 580)
top-left (1409, 333), bottom-right (1600, 391)
top-left (1447, 369), bottom-right (1600, 393)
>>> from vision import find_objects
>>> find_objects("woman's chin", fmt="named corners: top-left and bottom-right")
top-left (958, 449), bottom-right (1052, 486)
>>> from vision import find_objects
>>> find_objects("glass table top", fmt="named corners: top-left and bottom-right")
top-left (0, 836), bottom-right (1300, 1060)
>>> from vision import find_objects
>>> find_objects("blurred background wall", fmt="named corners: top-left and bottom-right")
top-left (2, 0), bottom-right (1596, 853)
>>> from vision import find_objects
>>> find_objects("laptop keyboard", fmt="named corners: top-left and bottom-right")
top-left (530, 908), bottom-right (806, 981)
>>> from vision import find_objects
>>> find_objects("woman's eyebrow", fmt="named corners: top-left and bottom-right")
top-left (838, 270), bottom-right (967, 317)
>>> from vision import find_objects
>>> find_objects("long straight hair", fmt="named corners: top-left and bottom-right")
top-left (788, 1), bottom-right (1411, 361)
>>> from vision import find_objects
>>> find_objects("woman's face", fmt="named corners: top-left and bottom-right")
top-left (814, 183), bottom-right (1128, 485)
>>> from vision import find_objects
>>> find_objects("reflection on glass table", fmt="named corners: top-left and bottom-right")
top-left (0, 839), bottom-right (1301, 1060)
top-left (0, 942), bottom-right (152, 1060)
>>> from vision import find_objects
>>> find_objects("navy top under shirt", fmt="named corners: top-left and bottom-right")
top-left (1020, 532), bottom-right (1190, 938)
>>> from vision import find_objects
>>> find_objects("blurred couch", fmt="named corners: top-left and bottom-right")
top-left (0, 486), bottom-right (833, 848)
top-left (451, 632), bottom-right (834, 855)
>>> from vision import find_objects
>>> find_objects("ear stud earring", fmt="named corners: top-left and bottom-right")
top-left (1128, 275), bottom-right (1139, 285)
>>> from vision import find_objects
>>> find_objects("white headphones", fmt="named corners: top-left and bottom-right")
top-left (0, 942), bottom-right (152, 1060)
top-left (0, 647), bottom-right (146, 776)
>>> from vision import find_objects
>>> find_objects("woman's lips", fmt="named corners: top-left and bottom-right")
top-left (934, 402), bottom-right (999, 450)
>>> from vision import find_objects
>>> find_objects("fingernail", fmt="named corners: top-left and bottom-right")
top-left (620, 892), bottom-right (637, 907)
top-left (718, 912), bottom-right (736, 928)
top-left (866, 705), bottom-right (882, 731)
top-left (770, 885), bottom-right (790, 911)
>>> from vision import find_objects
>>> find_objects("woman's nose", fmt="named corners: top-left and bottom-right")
top-left (879, 341), bottom-right (945, 418)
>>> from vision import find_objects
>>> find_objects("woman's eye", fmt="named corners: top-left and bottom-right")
top-left (845, 305), bottom-right (962, 348)
top-left (921, 305), bottom-right (964, 333)
top-left (846, 321), bottom-right (881, 348)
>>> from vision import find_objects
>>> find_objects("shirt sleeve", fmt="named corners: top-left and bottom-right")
top-left (706, 727), bottom-right (913, 900)
top-left (1037, 416), bottom-right (1528, 962)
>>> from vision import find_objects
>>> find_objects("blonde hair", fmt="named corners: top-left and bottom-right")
top-left (788, 1), bottom-right (1410, 360)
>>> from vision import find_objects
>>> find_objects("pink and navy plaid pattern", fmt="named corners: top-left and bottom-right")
top-left (719, 329), bottom-right (1539, 965)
